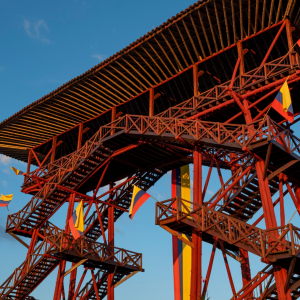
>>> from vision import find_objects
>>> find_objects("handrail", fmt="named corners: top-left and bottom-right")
top-left (0, 231), bottom-right (142, 299)
top-left (156, 197), bottom-right (300, 258)
top-left (11, 114), bottom-right (300, 232)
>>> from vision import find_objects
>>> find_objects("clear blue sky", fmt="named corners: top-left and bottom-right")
top-left (0, 1), bottom-right (299, 299)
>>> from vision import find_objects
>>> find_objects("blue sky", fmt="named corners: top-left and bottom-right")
top-left (0, 1), bottom-right (300, 299)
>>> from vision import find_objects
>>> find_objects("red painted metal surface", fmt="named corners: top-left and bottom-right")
top-left (2, 16), bottom-right (300, 300)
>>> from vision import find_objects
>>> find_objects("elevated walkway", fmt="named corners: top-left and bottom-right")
top-left (155, 197), bottom-right (300, 261)
top-left (9, 113), bottom-right (300, 236)
top-left (0, 231), bottom-right (141, 300)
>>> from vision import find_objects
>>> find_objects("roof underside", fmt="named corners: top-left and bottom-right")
top-left (1, 0), bottom-right (300, 162)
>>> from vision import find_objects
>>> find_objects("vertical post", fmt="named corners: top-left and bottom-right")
top-left (237, 41), bottom-right (253, 125)
top-left (256, 161), bottom-right (277, 229)
top-left (198, 148), bottom-right (202, 205)
top-left (279, 173), bottom-right (285, 227)
top-left (149, 88), bottom-right (154, 117)
top-left (68, 194), bottom-right (78, 300)
top-left (51, 137), bottom-right (57, 163)
top-left (197, 148), bottom-right (202, 299)
top-left (107, 183), bottom-right (115, 300)
top-left (191, 228), bottom-right (198, 300)
top-left (25, 150), bottom-right (32, 184)
top-left (77, 123), bottom-right (83, 150)
top-left (237, 41), bottom-right (245, 87)
top-left (27, 150), bottom-right (32, 174)
top-left (111, 107), bottom-right (116, 136)
top-left (285, 19), bottom-right (294, 66)
top-left (257, 162), bottom-right (290, 300)
top-left (192, 146), bottom-right (202, 299)
top-left (193, 64), bottom-right (198, 97)
top-left (191, 147), bottom-right (198, 300)
top-left (53, 194), bottom-right (75, 300)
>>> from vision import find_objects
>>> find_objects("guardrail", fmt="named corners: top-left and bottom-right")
top-left (23, 112), bottom-right (300, 189)
top-left (156, 197), bottom-right (300, 258)
top-left (0, 232), bottom-right (142, 299)
top-left (231, 265), bottom-right (274, 300)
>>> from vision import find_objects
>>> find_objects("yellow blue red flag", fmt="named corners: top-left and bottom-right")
top-left (172, 165), bottom-right (192, 300)
top-left (0, 194), bottom-right (13, 207)
top-left (129, 185), bottom-right (151, 220)
top-left (11, 167), bottom-right (25, 176)
top-left (69, 200), bottom-right (84, 239)
top-left (271, 78), bottom-right (294, 122)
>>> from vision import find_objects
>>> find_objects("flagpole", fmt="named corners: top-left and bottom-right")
top-left (287, 206), bottom-right (300, 225)
top-left (261, 105), bottom-right (272, 125)
top-left (150, 195), bottom-right (160, 203)
top-left (6, 206), bottom-right (11, 215)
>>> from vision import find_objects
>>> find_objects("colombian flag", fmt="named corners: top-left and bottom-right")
top-left (129, 185), bottom-right (151, 220)
top-left (172, 165), bottom-right (192, 300)
top-left (271, 78), bottom-right (294, 123)
top-left (69, 200), bottom-right (84, 239)
top-left (0, 194), bottom-right (13, 207)
top-left (11, 167), bottom-right (25, 176)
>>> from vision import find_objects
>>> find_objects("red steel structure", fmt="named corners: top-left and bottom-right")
top-left (1, 0), bottom-right (300, 299)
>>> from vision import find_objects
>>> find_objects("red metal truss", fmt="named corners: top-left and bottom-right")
top-left (0, 226), bottom-right (142, 300)
top-left (2, 16), bottom-right (300, 300)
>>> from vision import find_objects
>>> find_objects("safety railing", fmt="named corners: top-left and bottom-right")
top-left (156, 52), bottom-right (300, 119)
top-left (12, 113), bottom-right (300, 232)
top-left (231, 265), bottom-right (274, 300)
top-left (22, 49), bottom-right (300, 189)
top-left (0, 231), bottom-right (142, 299)
top-left (156, 197), bottom-right (300, 258)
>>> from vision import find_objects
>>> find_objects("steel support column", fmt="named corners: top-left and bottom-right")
top-left (25, 149), bottom-right (32, 185)
top-left (191, 146), bottom-right (202, 299)
top-left (193, 64), bottom-right (198, 96)
top-left (257, 161), bottom-right (292, 300)
top-left (279, 173), bottom-right (285, 227)
top-left (237, 40), bottom-right (252, 287)
top-left (67, 193), bottom-right (78, 300)
top-left (77, 123), bottom-right (83, 150)
top-left (53, 193), bottom-right (75, 300)
top-left (285, 19), bottom-right (294, 66)
top-left (111, 107), bottom-right (116, 136)
top-left (149, 87), bottom-right (154, 117)
top-left (51, 136), bottom-right (57, 163)
top-left (191, 146), bottom-right (198, 300)
top-left (107, 183), bottom-right (115, 300)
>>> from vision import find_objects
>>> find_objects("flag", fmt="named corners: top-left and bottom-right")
top-left (129, 185), bottom-right (151, 220)
top-left (11, 167), bottom-right (25, 176)
top-left (271, 78), bottom-right (294, 122)
top-left (172, 165), bottom-right (192, 300)
top-left (0, 194), bottom-right (13, 207)
top-left (69, 200), bottom-right (84, 239)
